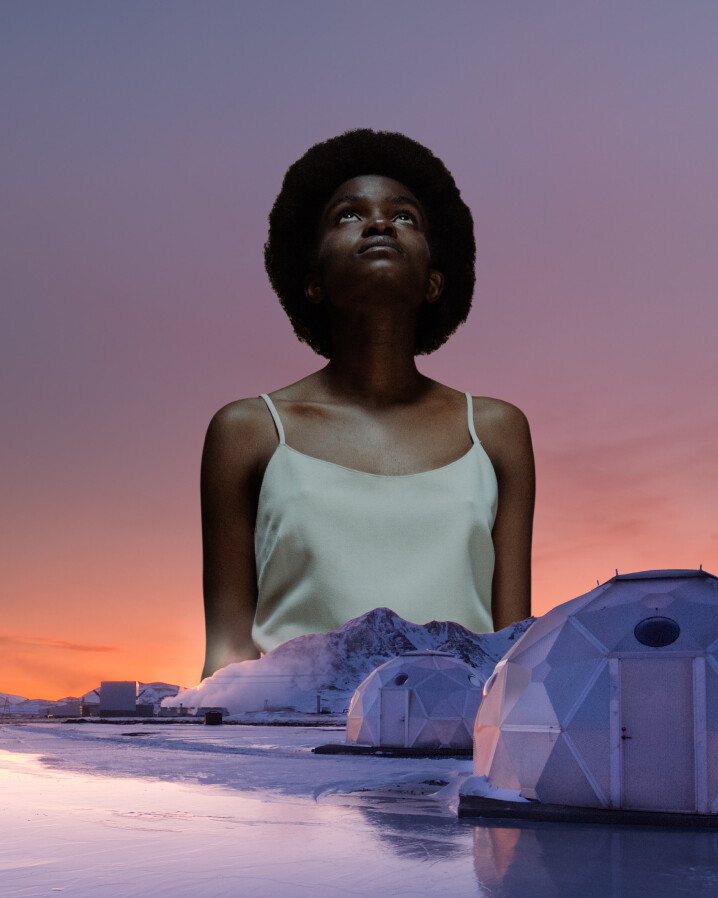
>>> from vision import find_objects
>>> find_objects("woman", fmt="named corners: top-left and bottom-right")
top-left (201, 130), bottom-right (535, 679)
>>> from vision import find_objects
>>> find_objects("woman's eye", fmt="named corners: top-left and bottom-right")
top-left (394, 212), bottom-right (415, 223)
top-left (338, 210), bottom-right (358, 222)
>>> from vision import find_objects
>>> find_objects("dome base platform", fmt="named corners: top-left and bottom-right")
top-left (458, 795), bottom-right (718, 828)
top-left (314, 743), bottom-right (472, 758)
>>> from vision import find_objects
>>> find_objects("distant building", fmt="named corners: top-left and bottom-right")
top-left (99, 681), bottom-right (137, 717)
top-left (46, 700), bottom-right (81, 717)
top-left (80, 700), bottom-right (99, 717)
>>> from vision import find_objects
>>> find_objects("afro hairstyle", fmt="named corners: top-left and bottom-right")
top-left (264, 129), bottom-right (476, 357)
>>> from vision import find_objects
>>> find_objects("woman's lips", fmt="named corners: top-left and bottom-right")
top-left (358, 237), bottom-right (402, 254)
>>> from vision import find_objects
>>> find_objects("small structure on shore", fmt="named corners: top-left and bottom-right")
top-left (346, 651), bottom-right (483, 749)
top-left (473, 569), bottom-right (718, 816)
top-left (99, 681), bottom-right (137, 717)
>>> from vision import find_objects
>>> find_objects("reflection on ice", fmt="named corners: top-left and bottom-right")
top-left (2, 724), bottom-right (718, 897)
top-left (471, 821), bottom-right (718, 897)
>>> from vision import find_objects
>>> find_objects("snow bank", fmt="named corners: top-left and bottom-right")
top-left (459, 774), bottom-right (529, 802)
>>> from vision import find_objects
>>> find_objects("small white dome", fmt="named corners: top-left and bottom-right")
top-left (346, 651), bottom-right (482, 748)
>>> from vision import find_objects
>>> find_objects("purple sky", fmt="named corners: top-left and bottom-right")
top-left (2, 1), bottom-right (717, 697)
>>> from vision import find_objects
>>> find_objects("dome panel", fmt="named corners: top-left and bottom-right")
top-left (667, 602), bottom-right (718, 647)
top-left (474, 725), bottom-right (500, 775)
top-left (439, 718), bottom-right (473, 748)
top-left (495, 661), bottom-right (531, 723)
top-left (564, 666), bottom-right (612, 803)
top-left (510, 628), bottom-right (563, 668)
top-left (564, 661), bottom-right (610, 731)
top-left (573, 602), bottom-right (648, 651)
top-left (354, 716), bottom-right (380, 746)
top-left (409, 689), bottom-right (427, 718)
top-left (440, 690), bottom-right (471, 719)
top-left (535, 735), bottom-right (605, 808)
top-left (439, 668), bottom-right (477, 688)
top-left (345, 716), bottom-right (361, 743)
top-left (564, 729), bottom-right (610, 806)
top-left (670, 578), bottom-right (718, 606)
top-left (502, 682), bottom-right (560, 728)
top-left (461, 690), bottom-right (483, 721)
top-left (544, 659), bottom-right (605, 726)
top-left (602, 577), bottom-right (682, 596)
top-left (639, 592), bottom-right (677, 610)
top-left (419, 681), bottom-right (469, 717)
top-left (485, 732), bottom-right (522, 791)
top-left (531, 660), bottom-right (552, 682)
top-left (476, 670), bottom-right (506, 727)
top-left (454, 719), bottom-right (474, 746)
top-left (415, 718), bottom-right (468, 748)
top-left (495, 730), bottom-right (558, 799)
top-left (545, 620), bottom-right (605, 667)
top-left (500, 603), bottom-right (578, 658)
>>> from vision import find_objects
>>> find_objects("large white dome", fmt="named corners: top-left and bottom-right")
top-left (475, 569), bottom-right (718, 814)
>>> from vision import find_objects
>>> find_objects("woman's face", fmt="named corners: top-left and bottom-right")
top-left (306, 174), bottom-right (443, 308)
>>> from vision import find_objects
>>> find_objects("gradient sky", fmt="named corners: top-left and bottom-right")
top-left (2, 1), bottom-right (717, 699)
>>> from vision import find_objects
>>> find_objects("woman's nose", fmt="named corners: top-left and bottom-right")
top-left (363, 216), bottom-right (396, 236)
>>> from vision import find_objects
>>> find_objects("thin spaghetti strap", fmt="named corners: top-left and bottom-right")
top-left (260, 393), bottom-right (286, 445)
top-left (465, 392), bottom-right (480, 445)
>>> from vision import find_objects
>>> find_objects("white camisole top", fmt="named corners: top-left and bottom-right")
top-left (252, 392), bottom-right (498, 653)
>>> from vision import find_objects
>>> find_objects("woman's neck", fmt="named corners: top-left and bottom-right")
top-left (320, 343), bottom-right (428, 408)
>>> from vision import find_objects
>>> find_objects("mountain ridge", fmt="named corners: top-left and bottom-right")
top-left (163, 607), bottom-right (534, 714)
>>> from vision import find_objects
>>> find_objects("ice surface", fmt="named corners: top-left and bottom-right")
top-left (2, 722), bottom-right (718, 897)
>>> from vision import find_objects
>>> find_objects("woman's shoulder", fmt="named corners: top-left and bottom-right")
top-left (471, 395), bottom-right (530, 434)
top-left (470, 396), bottom-right (533, 471)
top-left (203, 396), bottom-right (279, 474)
top-left (207, 396), bottom-right (275, 436)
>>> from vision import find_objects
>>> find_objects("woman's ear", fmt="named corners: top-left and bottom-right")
top-left (304, 276), bottom-right (323, 304)
top-left (425, 270), bottom-right (444, 304)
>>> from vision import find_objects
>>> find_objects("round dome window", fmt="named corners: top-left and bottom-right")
top-left (634, 616), bottom-right (680, 647)
top-left (394, 674), bottom-right (408, 686)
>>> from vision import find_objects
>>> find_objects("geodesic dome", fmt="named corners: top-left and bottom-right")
top-left (346, 651), bottom-right (483, 749)
top-left (475, 569), bottom-right (718, 814)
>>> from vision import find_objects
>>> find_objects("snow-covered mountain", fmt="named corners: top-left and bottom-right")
top-left (163, 608), bottom-right (534, 715)
top-left (0, 692), bottom-right (29, 705)
top-left (136, 682), bottom-right (181, 708)
top-left (1, 697), bottom-right (53, 716)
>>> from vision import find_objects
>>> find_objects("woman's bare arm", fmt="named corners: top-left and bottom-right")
top-left (200, 401), bottom-right (273, 679)
top-left (475, 399), bottom-right (535, 631)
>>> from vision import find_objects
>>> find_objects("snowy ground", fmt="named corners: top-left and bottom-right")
top-left (2, 722), bottom-right (718, 897)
